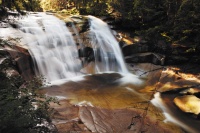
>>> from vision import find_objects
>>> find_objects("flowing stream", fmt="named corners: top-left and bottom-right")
top-left (87, 15), bottom-right (128, 73)
top-left (1, 12), bottom-right (198, 133)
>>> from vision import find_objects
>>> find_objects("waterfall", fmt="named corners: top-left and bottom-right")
top-left (18, 13), bottom-right (82, 82)
top-left (17, 13), bottom-right (128, 82)
top-left (87, 16), bottom-right (128, 73)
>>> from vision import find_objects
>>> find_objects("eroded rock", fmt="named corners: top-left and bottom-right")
top-left (125, 52), bottom-right (165, 65)
top-left (5, 45), bottom-right (35, 80)
top-left (122, 43), bottom-right (149, 56)
top-left (79, 106), bottom-right (177, 133)
top-left (180, 88), bottom-right (200, 95)
top-left (174, 95), bottom-right (200, 115)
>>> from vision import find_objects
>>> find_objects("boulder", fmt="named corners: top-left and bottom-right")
top-left (174, 95), bottom-right (200, 115)
top-left (79, 106), bottom-right (176, 133)
top-left (5, 45), bottom-right (35, 80)
top-left (122, 43), bottom-right (149, 56)
top-left (125, 52), bottom-right (165, 65)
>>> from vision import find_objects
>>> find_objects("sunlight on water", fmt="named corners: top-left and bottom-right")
top-left (17, 13), bottom-right (82, 82)
top-left (116, 73), bottom-right (143, 85)
top-left (14, 13), bottom-right (130, 82)
top-left (88, 15), bottom-right (129, 73)
top-left (50, 75), bottom-right (86, 85)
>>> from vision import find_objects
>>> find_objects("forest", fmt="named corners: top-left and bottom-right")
top-left (0, 0), bottom-right (200, 132)
top-left (1, 0), bottom-right (199, 46)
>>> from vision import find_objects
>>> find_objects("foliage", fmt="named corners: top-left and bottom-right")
top-left (107, 0), bottom-right (200, 46)
top-left (57, 0), bottom-right (199, 46)
top-left (0, 72), bottom-right (57, 132)
top-left (41, 0), bottom-right (109, 16)
top-left (0, 39), bottom-right (57, 133)
top-left (0, 0), bottom-right (42, 11)
top-left (41, 0), bottom-right (68, 11)
top-left (1, 0), bottom-right (198, 47)
top-left (0, 0), bottom-right (42, 19)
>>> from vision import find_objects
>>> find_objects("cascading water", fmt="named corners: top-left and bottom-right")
top-left (17, 13), bottom-right (82, 82)
top-left (2, 12), bottom-right (197, 133)
top-left (87, 16), bottom-right (128, 73)
top-left (16, 13), bottom-right (129, 82)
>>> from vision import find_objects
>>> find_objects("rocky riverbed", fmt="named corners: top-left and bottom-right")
top-left (1, 13), bottom-right (200, 133)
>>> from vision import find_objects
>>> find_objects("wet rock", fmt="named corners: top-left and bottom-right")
top-left (5, 45), bottom-right (35, 80)
top-left (122, 43), bottom-right (149, 56)
top-left (55, 121), bottom-right (87, 133)
top-left (79, 20), bottom-right (90, 33)
top-left (174, 95), bottom-right (200, 115)
top-left (0, 49), bottom-right (15, 68)
top-left (119, 40), bottom-right (127, 48)
top-left (49, 99), bottom-right (89, 133)
top-left (0, 48), bottom-right (9, 56)
top-left (125, 52), bottom-right (165, 65)
top-left (7, 11), bottom-right (20, 17)
top-left (79, 106), bottom-right (176, 133)
top-left (9, 22), bottom-right (18, 28)
top-left (180, 88), bottom-right (200, 95)
top-left (78, 47), bottom-right (94, 63)
top-left (70, 15), bottom-right (90, 34)
top-left (0, 21), bottom-right (10, 28)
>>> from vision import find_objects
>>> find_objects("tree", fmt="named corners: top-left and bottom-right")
top-left (0, 0), bottom-right (42, 12)
top-left (172, 0), bottom-right (200, 44)
top-left (0, 39), bottom-right (57, 133)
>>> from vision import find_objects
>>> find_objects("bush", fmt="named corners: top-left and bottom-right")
top-left (0, 43), bottom-right (57, 132)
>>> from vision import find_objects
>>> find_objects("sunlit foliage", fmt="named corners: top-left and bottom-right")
top-left (0, 0), bottom-right (42, 12)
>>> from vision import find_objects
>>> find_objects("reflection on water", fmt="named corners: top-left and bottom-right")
top-left (2, 12), bottom-right (200, 132)
top-left (42, 72), bottom-right (146, 109)
top-left (41, 65), bottom-right (200, 133)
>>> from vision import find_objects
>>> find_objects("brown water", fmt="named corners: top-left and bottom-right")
top-left (42, 73), bottom-right (147, 109)
top-left (41, 64), bottom-right (200, 133)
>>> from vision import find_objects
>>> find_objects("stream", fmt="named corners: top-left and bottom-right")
top-left (1, 12), bottom-right (200, 133)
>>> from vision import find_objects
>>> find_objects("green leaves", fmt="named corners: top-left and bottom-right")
top-left (0, 53), bottom-right (57, 133)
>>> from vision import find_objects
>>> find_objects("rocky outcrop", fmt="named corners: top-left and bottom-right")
top-left (79, 106), bottom-right (174, 133)
top-left (122, 43), bottom-right (149, 56)
top-left (121, 41), bottom-right (200, 65)
top-left (11, 46), bottom-right (34, 80)
top-left (2, 45), bottom-right (35, 80)
top-left (0, 45), bottom-right (22, 84)
top-left (174, 95), bottom-right (200, 115)
top-left (125, 52), bottom-right (165, 65)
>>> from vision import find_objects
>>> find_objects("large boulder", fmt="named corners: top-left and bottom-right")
top-left (174, 95), bottom-right (200, 115)
top-left (125, 52), bottom-right (165, 65)
top-left (5, 45), bottom-right (35, 80)
top-left (122, 43), bottom-right (149, 56)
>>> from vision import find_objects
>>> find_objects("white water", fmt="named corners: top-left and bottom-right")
top-left (88, 15), bottom-right (128, 73)
top-left (17, 13), bottom-right (82, 81)
top-left (14, 13), bottom-right (129, 82)
top-left (151, 92), bottom-right (198, 133)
